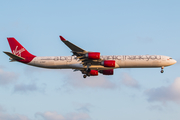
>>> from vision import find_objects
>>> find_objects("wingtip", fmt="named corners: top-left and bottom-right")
top-left (59, 36), bottom-right (66, 41)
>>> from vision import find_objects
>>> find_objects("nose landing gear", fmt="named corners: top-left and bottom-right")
top-left (160, 66), bottom-right (164, 73)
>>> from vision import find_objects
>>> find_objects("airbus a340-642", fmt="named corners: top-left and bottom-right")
top-left (4, 36), bottom-right (176, 78)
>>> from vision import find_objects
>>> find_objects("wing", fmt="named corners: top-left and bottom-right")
top-left (60, 36), bottom-right (87, 54)
top-left (59, 36), bottom-right (102, 66)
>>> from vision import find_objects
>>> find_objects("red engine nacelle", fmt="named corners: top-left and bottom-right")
top-left (101, 60), bottom-right (115, 67)
top-left (85, 52), bottom-right (100, 60)
top-left (101, 69), bottom-right (114, 75)
top-left (89, 70), bottom-right (98, 76)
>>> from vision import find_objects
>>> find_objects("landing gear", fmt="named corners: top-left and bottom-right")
top-left (87, 68), bottom-right (91, 73)
top-left (86, 63), bottom-right (91, 72)
top-left (83, 73), bottom-right (91, 78)
top-left (83, 68), bottom-right (91, 78)
top-left (160, 66), bottom-right (164, 73)
top-left (83, 74), bottom-right (87, 78)
top-left (83, 64), bottom-right (91, 79)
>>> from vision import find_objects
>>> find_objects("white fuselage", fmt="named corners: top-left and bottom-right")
top-left (28, 55), bottom-right (176, 70)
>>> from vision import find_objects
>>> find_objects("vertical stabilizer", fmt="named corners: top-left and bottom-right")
top-left (7, 37), bottom-right (36, 63)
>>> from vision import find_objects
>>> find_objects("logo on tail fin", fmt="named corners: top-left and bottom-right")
top-left (13, 46), bottom-right (25, 57)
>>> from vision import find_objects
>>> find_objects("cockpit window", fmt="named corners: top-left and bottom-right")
top-left (169, 58), bottom-right (172, 59)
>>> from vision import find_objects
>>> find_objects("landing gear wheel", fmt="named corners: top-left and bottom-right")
top-left (83, 75), bottom-right (87, 78)
top-left (160, 66), bottom-right (164, 73)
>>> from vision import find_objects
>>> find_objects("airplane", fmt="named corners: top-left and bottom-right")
top-left (3, 36), bottom-right (177, 78)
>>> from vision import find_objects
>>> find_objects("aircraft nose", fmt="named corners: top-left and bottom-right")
top-left (172, 59), bottom-right (177, 64)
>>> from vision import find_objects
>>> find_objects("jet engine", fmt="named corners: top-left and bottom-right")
top-left (85, 52), bottom-right (100, 60)
top-left (99, 69), bottom-right (114, 75)
top-left (101, 60), bottom-right (115, 67)
top-left (89, 70), bottom-right (98, 76)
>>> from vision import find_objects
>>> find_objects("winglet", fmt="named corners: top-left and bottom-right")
top-left (60, 36), bottom-right (66, 41)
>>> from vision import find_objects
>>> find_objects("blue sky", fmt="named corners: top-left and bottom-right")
top-left (0, 0), bottom-right (180, 120)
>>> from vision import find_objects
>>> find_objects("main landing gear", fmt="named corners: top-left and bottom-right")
top-left (160, 66), bottom-right (164, 73)
top-left (83, 68), bottom-right (91, 79)
top-left (83, 74), bottom-right (87, 78)
top-left (83, 73), bottom-right (90, 78)
top-left (83, 64), bottom-right (91, 78)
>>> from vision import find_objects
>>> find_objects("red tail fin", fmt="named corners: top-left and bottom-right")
top-left (7, 37), bottom-right (36, 63)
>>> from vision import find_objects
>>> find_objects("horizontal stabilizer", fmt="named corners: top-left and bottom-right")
top-left (3, 51), bottom-right (25, 60)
